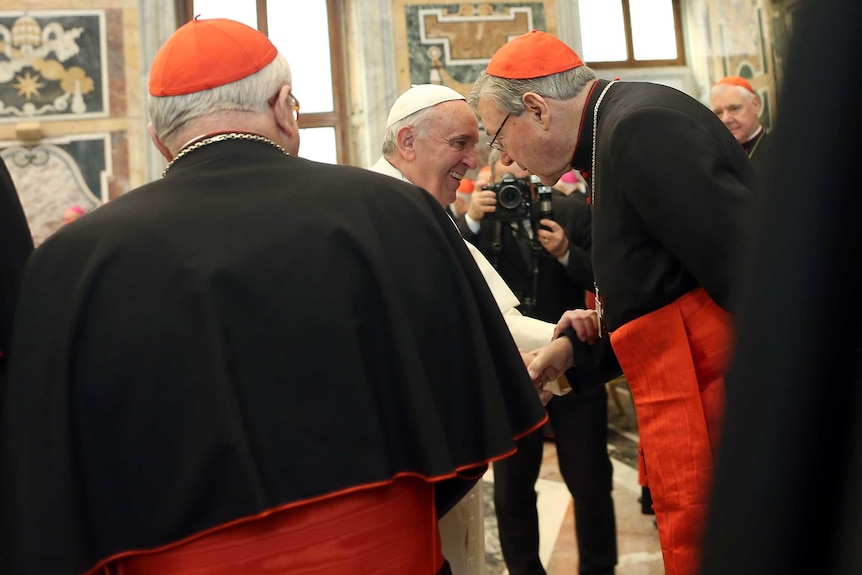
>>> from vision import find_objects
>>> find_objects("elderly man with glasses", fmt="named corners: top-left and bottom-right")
top-left (475, 31), bottom-right (756, 575)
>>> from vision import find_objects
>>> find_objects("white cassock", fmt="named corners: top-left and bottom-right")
top-left (370, 157), bottom-right (555, 575)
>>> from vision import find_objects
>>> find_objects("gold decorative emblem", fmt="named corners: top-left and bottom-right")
top-left (0, 14), bottom-right (98, 118)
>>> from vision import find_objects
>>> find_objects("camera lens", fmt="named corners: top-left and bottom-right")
top-left (497, 184), bottom-right (523, 210)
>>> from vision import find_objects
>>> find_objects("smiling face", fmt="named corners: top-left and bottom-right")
top-left (710, 84), bottom-right (762, 144)
top-left (400, 100), bottom-right (479, 207)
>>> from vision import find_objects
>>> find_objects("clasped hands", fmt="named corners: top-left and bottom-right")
top-left (520, 309), bottom-right (601, 405)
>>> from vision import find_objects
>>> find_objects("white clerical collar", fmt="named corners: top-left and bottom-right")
top-left (743, 125), bottom-right (764, 145)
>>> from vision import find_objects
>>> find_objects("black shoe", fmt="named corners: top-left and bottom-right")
top-left (640, 486), bottom-right (655, 515)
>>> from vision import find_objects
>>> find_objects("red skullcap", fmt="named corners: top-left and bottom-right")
top-left (457, 178), bottom-right (475, 194)
top-left (486, 30), bottom-right (584, 79)
top-left (715, 75), bottom-right (756, 95)
top-left (149, 18), bottom-right (278, 97)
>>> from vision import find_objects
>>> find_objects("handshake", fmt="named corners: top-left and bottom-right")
top-left (519, 309), bottom-right (604, 405)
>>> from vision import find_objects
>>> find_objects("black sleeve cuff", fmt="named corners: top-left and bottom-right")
top-left (559, 328), bottom-right (623, 394)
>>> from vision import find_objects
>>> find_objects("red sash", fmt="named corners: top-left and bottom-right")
top-left (610, 287), bottom-right (732, 575)
top-left (95, 476), bottom-right (443, 575)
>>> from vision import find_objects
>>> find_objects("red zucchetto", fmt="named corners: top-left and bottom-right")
top-left (715, 75), bottom-right (756, 95)
top-left (485, 30), bottom-right (584, 79)
top-left (457, 178), bottom-right (475, 194)
top-left (148, 18), bottom-right (278, 97)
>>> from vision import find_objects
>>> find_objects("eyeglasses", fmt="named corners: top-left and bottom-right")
top-left (487, 113), bottom-right (511, 152)
top-left (268, 89), bottom-right (301, 122)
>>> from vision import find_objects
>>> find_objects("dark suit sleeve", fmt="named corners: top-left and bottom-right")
top-left (0, 158), bottom-right (33, 354)
top-left (559, 328), bottom-right (622, 394)
top-left (454, 213), bottom-right (479, 244)
top-left (555, 195), bottom-right (594, 292)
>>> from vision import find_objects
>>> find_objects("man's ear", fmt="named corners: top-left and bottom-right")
top-left (147, 122), bottom-right (173, 162)
top-left (753, 94), bottom-right (763, 117)
top-left (522, 92), bottom-right (551, 128)
top-left (272, 85), bottom-right (298, 136)
top-left (396, 125), bottom-right (417, 160)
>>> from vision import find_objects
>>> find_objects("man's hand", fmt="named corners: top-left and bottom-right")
top-left (553, 309), bottom-right (600, 344)
top-left (536, 219), bottom-right (569, 258)
top-left (527, 337), bottom-right (574, 391)
top-left (520, 348), bottom-right (554, 406)
top-left (467, 189), bottom-right (497, 222)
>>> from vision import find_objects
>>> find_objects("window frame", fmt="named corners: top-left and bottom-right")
top-left (585, 0), bottom-right (686, 69)
top-left (175, 0), bottom-right (351, 164)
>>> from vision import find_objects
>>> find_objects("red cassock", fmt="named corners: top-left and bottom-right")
top-left (611, 287), bottom-right (732, 575)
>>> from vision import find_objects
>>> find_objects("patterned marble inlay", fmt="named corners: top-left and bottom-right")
top-left (403, 3), bottom-right (547, 93)
top-left (2, 135), bottom-right (107, 245)
top-left (0, 10), bottom-right (109, 122)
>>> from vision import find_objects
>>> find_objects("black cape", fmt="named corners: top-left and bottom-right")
top-left (701, 0), bottom-right (862, 572)
top-left (0, 157), bottom-right (33, 382)
top-left (0, 140), bottom-right (546, 574)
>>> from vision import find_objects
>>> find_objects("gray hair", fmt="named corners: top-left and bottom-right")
top-left (381, 105), bottom-right (440, 156)
top-left (468, 66), bottom-right (597, 115)
top-left (148, 53), bottom-right (293, 143)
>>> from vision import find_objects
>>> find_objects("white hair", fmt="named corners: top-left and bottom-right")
top-left (468, 66), bottom-right (597, 116)
top-left (381, 105), bottom-right (438, 156)
top-left (148, 54), bottom-right (293, 144)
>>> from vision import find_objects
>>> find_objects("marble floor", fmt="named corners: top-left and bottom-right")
top-left (482, 380), bottom-right (666, 574)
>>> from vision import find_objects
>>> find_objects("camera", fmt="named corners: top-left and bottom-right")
top-left (488, 174), bottom-right (554, 227)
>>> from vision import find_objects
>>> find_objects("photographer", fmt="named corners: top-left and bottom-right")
top-left (458, 150), bottom-right (592, 321)
top-left (456, 150), bottom-right (618, 575)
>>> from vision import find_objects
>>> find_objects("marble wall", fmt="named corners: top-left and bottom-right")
top-left (0, 0), bottom-right (151, 244)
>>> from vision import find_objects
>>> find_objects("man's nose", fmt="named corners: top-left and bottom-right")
top-left (464, 149), bottom-right (478, 169)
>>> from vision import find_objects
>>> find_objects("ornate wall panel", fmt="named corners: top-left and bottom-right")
top-left (0, 11), bottom-right (109, 121)
top-left (392, 2), bottom-right (556, 97)
top-left (0, 4), bottom-right (145, 245)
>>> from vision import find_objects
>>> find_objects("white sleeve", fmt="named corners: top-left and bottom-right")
top-left (463, 240), bottom-right (554, 350)
top-left (502, 309), bottom-right (555, 351)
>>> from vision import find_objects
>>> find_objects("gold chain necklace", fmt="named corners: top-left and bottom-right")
top-left (589, 80), bottom-right (616, 334)
top-left (590, 80), bottom-right (617, 205)
top-left (746, 130), bottom-right (765, 159)
top-left (162, 132), bottom-right (289, 177)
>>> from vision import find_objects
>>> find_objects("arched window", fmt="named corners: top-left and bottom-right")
top-left (176, 0), bottom-right (350, 164)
